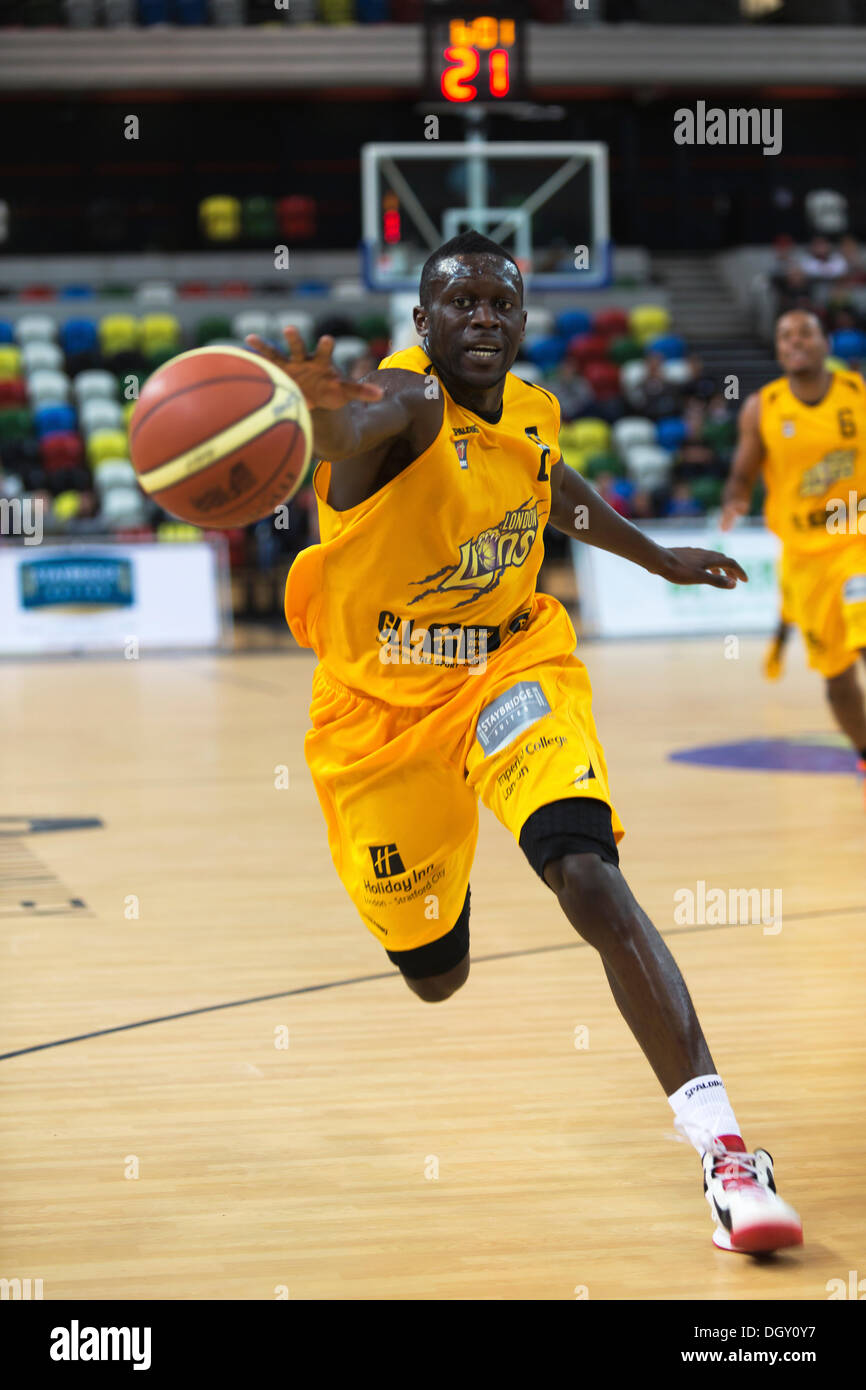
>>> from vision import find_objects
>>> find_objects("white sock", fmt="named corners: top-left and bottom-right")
top-left (667, 1073), bottom-right (742, 1156)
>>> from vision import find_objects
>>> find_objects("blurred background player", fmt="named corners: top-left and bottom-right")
top-left (722, 310), bottom-right (866, 793)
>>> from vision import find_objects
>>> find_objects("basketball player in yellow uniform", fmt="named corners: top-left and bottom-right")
top-left (247, 232), bottom-right (802, 1254)
top-left (723, 310), bottom-right (866, 790)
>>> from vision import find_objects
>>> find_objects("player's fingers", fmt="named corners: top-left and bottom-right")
top-left (700, 570), bottom-right (738, 589)
top-left (245, 334), bottom-right (285, 364)
top-left (704, 553), bottom-right (748, 582)
top-left (312, 335), bottom-right (336, 366)
top-left (282, 325), bottom-right (308, 362)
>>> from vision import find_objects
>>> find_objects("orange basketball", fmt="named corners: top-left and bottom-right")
top-left (129, 346), bottom-right (312, 528)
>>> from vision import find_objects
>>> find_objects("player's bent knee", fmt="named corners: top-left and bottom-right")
top-left (547, 852), bottom-right (635, 944)
top-left (386, 886), bottom-right (471, 1002)
top-left (404, 952), bottom-right (470, 1003)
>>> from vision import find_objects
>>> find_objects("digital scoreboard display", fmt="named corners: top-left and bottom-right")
top-left (424, 4), bottom-right (527, 105)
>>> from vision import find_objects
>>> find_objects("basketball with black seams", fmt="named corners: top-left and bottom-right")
top-left (128, 345), bottom-right (313, 527)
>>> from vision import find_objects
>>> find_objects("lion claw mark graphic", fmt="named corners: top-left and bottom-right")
top-left (407, 501), bottom-right (539, 608)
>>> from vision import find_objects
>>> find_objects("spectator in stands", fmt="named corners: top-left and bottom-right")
top-left (593, 470), bottom-right (633, 518)
top-left (626, 352), bottom-right (679, 420)
top-left (665, 483), bottom-right (703, 519)
top-left (680, 354), bottom-right (716, 401)
top-left (549, 358), bottom-right (594, 421)
top-left (348, 351), bottom-right (376, 382)
top-left (799, 236), bottom-right (848, 281)
top-left (775, 261), bottom-right (815, 314)
top-left (839, 234), bottom-right (866, 283)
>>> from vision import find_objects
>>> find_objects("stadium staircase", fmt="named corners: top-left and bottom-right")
top-left (652, 252), bottom-right (778, 399)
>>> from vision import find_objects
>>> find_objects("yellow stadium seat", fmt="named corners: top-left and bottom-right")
top-left (199, 196), bottom-right (241, 244)
top-left (99, 314), bottom-right (139, 354)
top-left (87, 429), bottom-right (129, 467)
top-left (140, 313), bottom-right (181, 350)
top-left (825, 356), bottom-right (848, 372)
top-left (629, 304), bottom-right (671, 345)
top-left (568, 418), bottom-right (611, 454)
top-left (52, 491), bottom-right (81, 522)
top-left (0, 344), bottom-right (22, 379)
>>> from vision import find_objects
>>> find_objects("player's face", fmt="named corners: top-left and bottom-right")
top-left (416, 256), bottom-right (526, 388)
top-left (775, 313), bottom-right (827, 376)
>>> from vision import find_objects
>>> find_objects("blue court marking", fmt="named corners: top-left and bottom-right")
top-left (670, 735), bottom-right (858, 775)
top-left (1, 904), bottom-right (861, 1062)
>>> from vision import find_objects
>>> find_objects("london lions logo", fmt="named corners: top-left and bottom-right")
top-left (408, 498), bottom-right (540, 609)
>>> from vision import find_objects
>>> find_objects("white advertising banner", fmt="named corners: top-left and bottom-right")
top-left (0, 540), bottom-right (229, 654)
top-left (571, 521), bottom-right (783, 637)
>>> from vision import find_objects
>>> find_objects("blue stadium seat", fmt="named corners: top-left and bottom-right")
top-left (525, 335), bottom-right (567, 369)
top-left (175, 0), bottom-right (208, 20)
top-left (138, 0), bottom-right (170, 21)
top-left (0, 321), bottom-right (14, 344)
top-left (647, 334), bottom-right (687, 361)
top-left (831, 329), bottom-right (866, 361)
top-left (35, 403), bottom-right (77, 438)
top-left (357, 0), bottom-right (388, 17)
top-left (656, 416), bottom-right (687, 451)
top-left (555, 310), bottom-right (592, 339)
top-left (61, 319), bottom-right (99, 356)
top-left (60, 286), bottom-right (95, 299)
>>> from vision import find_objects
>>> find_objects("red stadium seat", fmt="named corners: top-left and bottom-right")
top-left (276, 196), bottom-right (317, 241)
top-left (584, 360), bottom-right (622, 400)
top-left (179, 281), bottom-right (212, 297)
top-left (0, 378), bottom-right (27, 407)
top-left (20, 285), bottom-right (57, 302)
top-left (40, 431), bottom-right (85, 470)
top-left (220, 282), bottom-right (251, 297)
top-left (593, 308), bottom-right (630, 338)
top-left (568, 333), bottom-right (609, 368)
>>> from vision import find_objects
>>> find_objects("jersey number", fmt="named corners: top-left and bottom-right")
top-left (838, 407), bottom-right (857, 438)
top-left (525, 425), bottom-right (551, 481)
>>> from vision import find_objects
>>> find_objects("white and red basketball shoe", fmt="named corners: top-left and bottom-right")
top-left (702, 1141), bottom-right (803, 1253)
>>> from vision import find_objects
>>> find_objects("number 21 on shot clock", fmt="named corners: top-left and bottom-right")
top-left (425, 5), bottom-right (527, 105)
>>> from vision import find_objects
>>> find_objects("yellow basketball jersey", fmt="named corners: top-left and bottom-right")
top-left (285, 345), bottom-right (569, 705)
top-left (759, 370), bottom-right (866, 553)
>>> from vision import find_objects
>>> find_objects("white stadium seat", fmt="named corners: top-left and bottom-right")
top-left (661, 358), bottom-right (692, 386)
top-left (623, 443), bottom-right (672, 490)
top-left (15, 314), bottom-right (58, 345)
top-left (612, 417), bottom-right (656, 453)
top-left (330, 336), bottom-right (369, 372)
top-left (21, 341), bottom-right (64, 373)
top-left (26, 368), bottom-right (71, 406)
top-left (80, 399), bottom-right (125, 435)
top-left (74, 369), bottom-right (119, 402)
top-left (94, 459), bottom-right (138, 493)
top-left (231, 312), bottom-right (276, 343)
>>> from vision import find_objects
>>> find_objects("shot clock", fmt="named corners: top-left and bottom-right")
top-left (424, 3), bottom-right (528, 105)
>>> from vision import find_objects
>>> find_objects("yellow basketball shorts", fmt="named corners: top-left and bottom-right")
top-left (303, 604), bottom-right (624, 959)
top-left (780, 539), bottom-right (866, 678)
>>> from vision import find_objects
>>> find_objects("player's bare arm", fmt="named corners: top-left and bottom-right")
top-left (720, 391), bottom-right (764, 531)
top-left (246, 327), bottom-right (443, 505)
top-left (549, 457), bottom-right (748, 590)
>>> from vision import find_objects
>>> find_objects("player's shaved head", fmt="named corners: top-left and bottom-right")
top-left (775, 309), bottom-right (826, 343)
top-left (419, 231), bottom-right (523, 308)
top-left (775, 308), bottom-right (830, 382)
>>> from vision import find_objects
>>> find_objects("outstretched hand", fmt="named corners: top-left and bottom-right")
top-left (245, 326), bottom-right (384, 411)
top-left (656, 547), bottom-right (748, 589)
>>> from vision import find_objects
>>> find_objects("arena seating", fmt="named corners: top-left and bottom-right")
top-left (3, 269), bottom-right (864, 544)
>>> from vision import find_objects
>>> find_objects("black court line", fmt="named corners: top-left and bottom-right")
top-left (1, 903), bottom-right (863, 1063)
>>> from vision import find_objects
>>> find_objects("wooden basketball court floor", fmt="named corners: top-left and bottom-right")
top-left (1, 631), bottom-right (864, 1302)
